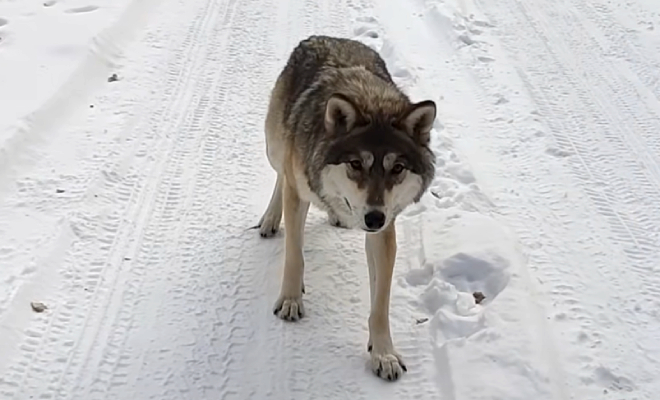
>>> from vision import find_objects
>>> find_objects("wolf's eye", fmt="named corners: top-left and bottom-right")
top-left (391, 163), bottom-right (405, 175)
top-left (349, 160), bottom-right (362, 171)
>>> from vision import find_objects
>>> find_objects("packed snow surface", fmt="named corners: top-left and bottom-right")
top-left (2, 0), bottom-right (660, 398)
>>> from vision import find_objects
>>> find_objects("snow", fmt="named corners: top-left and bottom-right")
top-left (1, 0), bottom-right (660, 398)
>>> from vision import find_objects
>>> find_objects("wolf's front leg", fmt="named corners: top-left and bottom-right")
top-left (273, 178), bottom-right (310, 321)
top-left (365, 222), bottom-right (407, 381)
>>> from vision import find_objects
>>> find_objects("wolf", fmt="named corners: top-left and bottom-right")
top-left (256, 35), bottom-right (436, 381)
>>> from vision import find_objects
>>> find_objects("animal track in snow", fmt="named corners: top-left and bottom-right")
top-left (439, 252), bottom-right (510, 303)
top-left (0, 17), bottom-right (8, 27)
top-left (353, 25), bottom-right (379, 39)
top-left (355, 15), bottom-right (378, 25)
top-left (411, 254), bottom-right (504, 342)
top-left (404, 209), bottom-right (514, 344)
top-left (428, 141), bottom-right (492, 212)
top-left (391, 65), bottom-right (412, 80)
top-left (353, 17), bottom-right (415, 91)
top-left (353, 20), bottom-right (382, 53)
top-left (545, 146), bottom-right (572, 158)
top-left (472, 20), bottom-right (495, 28)
top-left (586, 366), bottom-right (636, 393)
top-left (446, 162), bottom-right (476, 184)
top-left (408, 251), bottom-right (509, 303)
top-left (419, 277), bottom-right (487, 340)
top-left (64, 5), bottom-right (99, 14)
top-left (458, 34), bottom-right (476, 46)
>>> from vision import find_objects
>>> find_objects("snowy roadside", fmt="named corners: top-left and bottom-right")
top-left (0, 0), bottom-right (158, 175)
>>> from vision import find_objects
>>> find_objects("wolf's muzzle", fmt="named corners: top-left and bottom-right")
top-left (364, 210), bottom-right (386, 231)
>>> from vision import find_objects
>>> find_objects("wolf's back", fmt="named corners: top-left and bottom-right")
top-left (276, 36), bottom-right (394, 113)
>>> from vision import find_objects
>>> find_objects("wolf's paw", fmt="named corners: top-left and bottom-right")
top-left (257, 213), bottom-right (281, 238)
top-left (273, 294), bottom-right (305, 321)
top-left (369, 347), bottom-right (407, 381)
top-left (328, 210), bottom-right (349, 229)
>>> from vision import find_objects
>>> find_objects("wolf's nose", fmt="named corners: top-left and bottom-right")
top-left (364, 211), bottom-right (386, 230)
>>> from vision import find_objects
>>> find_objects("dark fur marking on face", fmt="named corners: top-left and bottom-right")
top-left (325, 120), bottom-right (431, 175)
top-left (323, 120), bottom-right (434, 207)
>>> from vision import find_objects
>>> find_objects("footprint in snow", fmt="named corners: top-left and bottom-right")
top-left (391, 65), bottom-right (412, 80)
top-left (407, 252), bottom-right (510, 307)
top-left (354, 25), bottom-right (379, 39)
top-left (353, 24), bottom-right (382, 53)
top-left (472, 20), bottom-right (495, 28)
top-left (64, 5), bottom-right (99, 14)
top-left (440, 252), bottom-right (510, 303)
top-left (0, 17), bottom-right (8, 27)
top-left (458, 34), bottom-right (476, 46)
top-left (417, 277), bottom-right (487, 340)
top-left (356, 15), bottom-right (378, 25)
top-left (415, 253), bottom-right (509, 341)
top-left (590, 366), bottom-right (636, 393)
top-left (434, 303), bottom-right (487, 340)
top-left (446, 163), bottom-right (476, 185)
top-left (545, 146), bottom-right (572, 158)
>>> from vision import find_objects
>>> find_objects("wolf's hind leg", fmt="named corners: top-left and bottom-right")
top-left (258, 174), bottom-right (283, 238)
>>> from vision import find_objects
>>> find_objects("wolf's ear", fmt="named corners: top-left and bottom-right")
top-left (325, 93), bottom-right (361, 135)
top-left (400, 100), bottom-right (436, 144)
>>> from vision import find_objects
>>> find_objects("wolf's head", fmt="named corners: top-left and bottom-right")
top-left (318, 93), bottom-right (436, 233)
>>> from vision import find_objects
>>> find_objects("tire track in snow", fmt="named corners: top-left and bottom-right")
top-left (349, 2), bottom-right (553, 400)
top-left (425, 0), bottom-right (658, 395)
top-left (572, 0), bottom-right (660, 101)
top-left (491, 0), bottom-right (660, 314)
top-left (11, 0), bottom-right (655, 398)
top-left (49, 0), bottom-right (400, 399)
top-left (0, 0), bottom-right (233, 397)
top-left (512, 0), bottom-right (660, 269)
top-left (450, 0), bottom-right (660, 396)
top-left (61, 0), bottom-right (245, 398)
top-left (368, 0), bottom-right (577, 399)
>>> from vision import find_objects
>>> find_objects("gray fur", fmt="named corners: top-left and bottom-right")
top-left (257, 36), bottom-right (438, 381)
top-left (271, 35), bottom-right (436, 216)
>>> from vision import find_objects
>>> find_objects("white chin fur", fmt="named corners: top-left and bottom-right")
top-left (318, 164), bottom-right (362, 226)
top-left (387, 172), bottom-right (424, 216)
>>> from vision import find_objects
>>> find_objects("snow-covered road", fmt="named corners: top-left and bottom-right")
top-left (2, 0), bottom-right (660, 398)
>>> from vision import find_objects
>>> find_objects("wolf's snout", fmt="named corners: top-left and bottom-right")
top-left (364, 210), bottom-right (386, 231)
